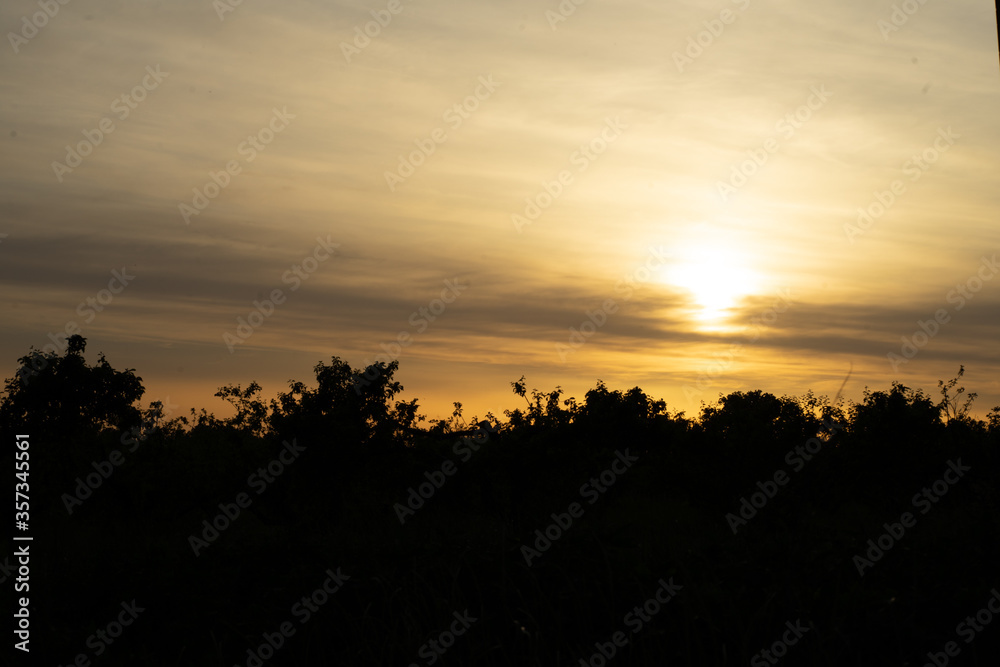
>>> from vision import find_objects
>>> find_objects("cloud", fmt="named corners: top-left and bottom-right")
top-left (2, 0), bottom-right (998, 420)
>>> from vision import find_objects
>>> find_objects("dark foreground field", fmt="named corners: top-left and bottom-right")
top-left (3, 340), bottom-right (999, 666)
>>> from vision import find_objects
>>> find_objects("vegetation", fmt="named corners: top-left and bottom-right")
top-left (3, 337), bottom-right (999, 665)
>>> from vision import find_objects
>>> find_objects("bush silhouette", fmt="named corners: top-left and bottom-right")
top-left (4, 344), bottom-right (1000, 667)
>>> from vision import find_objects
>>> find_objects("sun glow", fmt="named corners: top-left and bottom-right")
top-left (663, 242), bottom-right (763, 326)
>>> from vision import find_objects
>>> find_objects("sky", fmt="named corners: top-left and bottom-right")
top-left (2, 0), bottom-right (999, 426)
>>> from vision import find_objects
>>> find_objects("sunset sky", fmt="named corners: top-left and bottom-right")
top-left (2, 0), bottom-right (999, 425)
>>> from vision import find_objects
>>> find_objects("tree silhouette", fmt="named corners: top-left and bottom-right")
top-left (0, 335), bottom-right (144, 438)
top-left (5, 337), bottom-right (1000, 666)
top-left (262, 356), bottom-right (420, 449)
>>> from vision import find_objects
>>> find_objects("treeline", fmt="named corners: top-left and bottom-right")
top-left (2, 335), bottom-right (999, 666)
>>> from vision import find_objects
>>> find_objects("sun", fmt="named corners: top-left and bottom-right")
top-left (662, 242), bottom-right (762, 326)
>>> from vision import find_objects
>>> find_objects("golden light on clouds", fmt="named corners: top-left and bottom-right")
top-left (662, 235), bottom-right (765, 329)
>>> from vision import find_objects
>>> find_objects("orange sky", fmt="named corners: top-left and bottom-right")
top-left (2, 0), bottom-right (999, 425)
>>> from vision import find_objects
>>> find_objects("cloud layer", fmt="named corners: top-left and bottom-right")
top-left (2, 0), bottom-right (999, 421)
